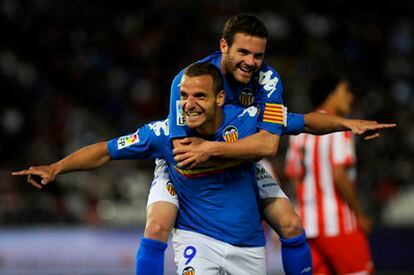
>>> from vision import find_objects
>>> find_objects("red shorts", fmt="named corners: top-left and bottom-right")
top-left (309, 230), bottom-right (374, 275)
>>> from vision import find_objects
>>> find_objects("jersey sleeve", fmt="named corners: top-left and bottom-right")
top-left (107, 121), bottom-right (167, 160)
top-left (168, 69), bottom-right (193, 140)
top-left (282, 113), bottom-right (304, 135)
top-left (232, 106), bottom-right (261, 138)
top-left (331, 131), bottom-right (356, 166)
top-left (256, 66), bottom-right (286, 136)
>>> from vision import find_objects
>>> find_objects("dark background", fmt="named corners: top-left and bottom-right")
top-left (1, 0), bottom-right (413, 273)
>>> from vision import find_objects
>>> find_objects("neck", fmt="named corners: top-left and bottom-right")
top-left (220, 54), bottom-right (228, 75)
top-left (196, 109), bottom-right (224, 136)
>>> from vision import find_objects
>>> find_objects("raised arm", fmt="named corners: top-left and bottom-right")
top-left (12, 142), bottom-right (110, 189)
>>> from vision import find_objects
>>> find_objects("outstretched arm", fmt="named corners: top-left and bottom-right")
top-left (304, 112), bottom-right (396, 140)
top-left (173, 112), bottom-right (396, 168)
top-left (12, 142), bottom-right (110, 189)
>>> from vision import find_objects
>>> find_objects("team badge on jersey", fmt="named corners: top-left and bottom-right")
top-left (166, 181), bottom-right (177, 196)
top-left (182, 266), bottom-right (195, 275)
top-left (223, 126), bottom-right (238, 143)
top-left (117, 130), bottom-right (139, 149)
top-left (238, 88), bottom-right (255, 107)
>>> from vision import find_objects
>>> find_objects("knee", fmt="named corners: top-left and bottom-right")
top-left (279, 213), bottom-right (303, 239)
top-left (144, 221), bottom-right (172, 242)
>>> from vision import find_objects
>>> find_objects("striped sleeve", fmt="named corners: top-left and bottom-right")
top-left (331, 131), bottom-right (355, 166)
top-left (263, 103), bottom-right (287, 126)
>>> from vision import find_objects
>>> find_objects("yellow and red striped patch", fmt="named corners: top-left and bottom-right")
top-left (175, 160), bottom-right (242, 178)
top-left (263, 103), bottom-right (287, 126)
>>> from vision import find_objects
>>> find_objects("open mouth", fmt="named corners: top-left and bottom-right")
top-left (186, 111), bottom-right (202, 117)
top-left (185, 111), bottom-right (204, 122)
top-left (237, 65), bottom-right (254, 76)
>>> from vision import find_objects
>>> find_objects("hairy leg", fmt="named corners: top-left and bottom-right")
top-left (145, 201), bottom-right (178, 242)
top-left (262, 197), bottom-right (302, 238)
top-left (136, 201), bottom-right (178, 275)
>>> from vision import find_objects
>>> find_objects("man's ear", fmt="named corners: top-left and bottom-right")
top-left (216, 90), bottom-right (225, 107)
top-left (220, 38), bottom-right (228, 54)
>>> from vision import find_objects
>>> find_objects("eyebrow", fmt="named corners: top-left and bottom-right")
top-left (237, 47), bottom-right (264, 57)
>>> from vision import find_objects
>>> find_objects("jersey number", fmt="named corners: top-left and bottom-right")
top-left (183, 246), bottom-right (197, 265)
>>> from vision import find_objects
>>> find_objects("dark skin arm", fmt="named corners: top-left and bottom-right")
top-left (333, 164), bottom-right (373, 234)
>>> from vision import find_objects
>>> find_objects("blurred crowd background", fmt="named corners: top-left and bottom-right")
top-left (0, 0), bottom-right (413, 272)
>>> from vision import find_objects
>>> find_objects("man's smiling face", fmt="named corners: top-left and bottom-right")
top-left (180, 74), bottom-right (224, 135)
top-left (220, 33), bottom-right (266, 84)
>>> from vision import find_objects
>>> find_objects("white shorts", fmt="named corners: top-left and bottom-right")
top-left (172, 229), bottom-right (266, 275)
top-left (256, 160), bottom-right (288, 199)
top-left (147, 159), bottom-right (287, 209)
top-left (146, 159), bottom-right (179, 208)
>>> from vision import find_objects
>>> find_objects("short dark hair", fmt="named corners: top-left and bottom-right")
top-left (309, 73), bottom-right (343, 109)
top-left (222, 13), bottom-right (268, 47)
top-left (184, 62), bottom-right (223, 95)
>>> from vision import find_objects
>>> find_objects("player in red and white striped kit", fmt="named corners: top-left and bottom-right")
top-left (285, 73), bottom-right (375, 274)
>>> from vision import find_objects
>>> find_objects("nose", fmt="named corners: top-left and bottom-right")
top-left (244, 54), bottom-right (255, 67)
top-left (184, 96), bottom-right (195, 110)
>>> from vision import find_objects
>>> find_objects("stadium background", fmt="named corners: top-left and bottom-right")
top-left (1, 0), bottom-right (413, 274)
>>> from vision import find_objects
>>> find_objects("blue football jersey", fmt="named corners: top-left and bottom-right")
top-left (108, 105), bottom-right (266, 247)
top-left (169, 51), bottom-right (298, 139)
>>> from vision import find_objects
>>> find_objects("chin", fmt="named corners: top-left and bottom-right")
top-left (186, 120), bottom-right (203, 129)
top-left (236, 75), bottom-right (251, 84)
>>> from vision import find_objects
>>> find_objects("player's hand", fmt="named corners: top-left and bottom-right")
top-left (344, 120), bottom-right (396, 140)
top-left (11, 165), bottom-right (56, 189)
top-left (173, 137), bottom-right (212, 168)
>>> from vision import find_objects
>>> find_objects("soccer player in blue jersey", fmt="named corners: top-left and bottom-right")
top-left (12, 63), bottom-right (302, 274)
top-left (142, 13), bottom-right (394, 275)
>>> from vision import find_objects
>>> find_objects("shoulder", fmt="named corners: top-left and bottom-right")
top-left (257, 63), bottom-right (282, 87)
top-left (146, 119), bottom-right (170, 137)
top-left (223, 105), bottom-right (259, 131)
top-left (198, 51), bottom-right (221, 63)
top-left (223, 105), bottom-right (257, 120)
top-left (254, 62), bottom-right (284, 102)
